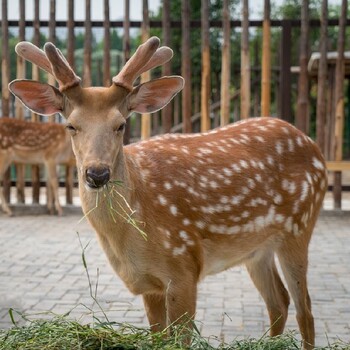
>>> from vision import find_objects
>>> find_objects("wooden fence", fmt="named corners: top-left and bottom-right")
top-left (1, 0), bottom-right (350, 209)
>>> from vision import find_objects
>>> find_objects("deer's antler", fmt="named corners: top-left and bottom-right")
top-left (15, 41), bottom-right (81, 93)
top-left (113, 36), bottom-right (174, 91)
top-left (15, 37), bottom-right (173, 93)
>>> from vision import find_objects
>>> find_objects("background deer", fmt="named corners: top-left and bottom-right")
top-left (9, 37), bottom-right (327, 349)
top-left (0, 117), bottom-right (75, 216)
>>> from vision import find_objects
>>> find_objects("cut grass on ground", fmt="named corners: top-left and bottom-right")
top-left (0, 314), bottom-right (349, 350)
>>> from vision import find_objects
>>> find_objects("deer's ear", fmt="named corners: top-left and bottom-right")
top-left (126, 76), bottom-right (184, 114)
top-left (9, 80), bottom-right (64, 116)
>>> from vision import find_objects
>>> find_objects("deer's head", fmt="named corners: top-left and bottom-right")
top-left (9, 37), bottom-right (184, 190)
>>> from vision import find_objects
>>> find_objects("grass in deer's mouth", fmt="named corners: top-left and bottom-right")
top-left (80, 179), bottom-right (147, 240)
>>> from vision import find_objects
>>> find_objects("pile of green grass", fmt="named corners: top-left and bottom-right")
top-left (0, 313), bottom-right (349, 350)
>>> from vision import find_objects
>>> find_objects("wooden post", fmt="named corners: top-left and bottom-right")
top-left (31, 0), bottom-right (41, 204)
top-left (316, 0), bottom-right (328, 154)
top-left (123, 0), bottom-right (131, 145)
top-left (240, 0), bottom-right (250, 119)
top-left (66, 0), bottom-right (75, 205)
top-left (181, 0), bottom-right (192, 132)
top-left (295, 0), bottom-right (310, 134)
top-left (261, 0), bottom-right (271, 117)
top-left (141, 0), bottom-right (151, 140)
top-left (162, 0), bottom-right (172, 133)
top-left (201, 0), bottom-right (211, 132)
top-left (1, 0), bottom-right (11, 203)
top-left (15, 0), bottom-right (26, 204)
top-left (220, 0), bottom-right (231, 126)
top-left (103, 0), bottom-right (111, 87)
top-left (67, 0), bottom-right (75, 70)
top-left (83, 0), bottom-right (92, 87)
top-left (333, 0), bottom-right (347, 209)
top-left (45, 0), bottom-right (57, 207)
top-left (280, 20), bottom-right (292, 122)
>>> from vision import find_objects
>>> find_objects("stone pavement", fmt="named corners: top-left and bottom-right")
top-left (0, 209), bottom-right (349, 347)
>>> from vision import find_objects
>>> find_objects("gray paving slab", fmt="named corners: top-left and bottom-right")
top-left (0, 210), bottom-right (349, 347)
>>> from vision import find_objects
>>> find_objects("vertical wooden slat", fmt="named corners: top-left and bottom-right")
top-left (103, 0), bottom-right (111, 87)
top-left (253, 39), bottom-right (260, 116)
top-left (123, 0), bottom-right (131, 145)
top-left (295, 0), bottom-right (310, 133)
top-left (316, 0), bottom-right (328, 154)
top-left (15, 0), bottom-right (26, 204)
top-left (201, 0), bottom-right (211, 132)
top-left (332, 0), bottom-right (348, 209)
top-left (280, 20), bottom-right (292, 122)
top-left (16, 0), bottom-right (26, 120)
top-left (161, 0), bottom-right (172, 133)
top-left (240, 0), bottom-right (250, 119)
top-left (48, 0), bottom-right (56, 122)
top-left (1, 0), bottom-right (11, 203)
top-left (220, 0), bottom-right (231, 126)
top-left (181, 0), bottom-right (192, 132)
top-left (31, 0), bottom-right (41, 204)
top-left (66, 0), bottom-right (75, 205)
top-left (325, 66), bottom-right (335, 160)
top-left (261, 0), bottom-right (271, 117)
top-left (141, 0), bottom-right (151, 140)
top-left (67, 0), bottom-right (75, 70)
top-left (1, 0), bottom-right (10, 118)
top-left (83, 0), bottom-right (92, 87)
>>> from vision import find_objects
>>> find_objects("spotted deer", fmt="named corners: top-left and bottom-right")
top-left (0, 117), bottom-right (75, 216)
top-left (9, 37), bottom-right (327, 349)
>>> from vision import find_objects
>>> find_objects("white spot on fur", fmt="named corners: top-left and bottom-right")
top-left (231, 195), bottom-right (244, 205)
top-left (164, 182), bottom-right (172, 190)
top-left (275, 141), bottom-right (283, 155)
top-left (288, 139), bottom-right (295, 152)
top-left (300, 181), bottom-right (309, 202)
top-left (183, 218), bottom-right (191, 226)
top-left (240, 160), bottom-right (249, 168)
top-left (195, 221), bottom-right (206, 229)
top-left (173, 245), bottom-right (187, 256)
top-left (312, 157), bottom-right (324, 170)
top-left (158, 194), bottom-right (167, 206)
top-left (170, 205), bottom-right (178, 216)
top-left (282, 179), bottom-right (297, 194)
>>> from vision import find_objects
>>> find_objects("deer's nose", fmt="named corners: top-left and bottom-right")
top-left (86, 167), bottom-right (110, 188)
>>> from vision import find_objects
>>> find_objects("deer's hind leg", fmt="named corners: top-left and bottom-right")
top-left (0, 157), bottom-right (13, 216)
top-left (245, 249), bottom-right (290, 336)
top-left (46, 161), bottom-right (62, 215)
top-left (276, 234), bottom-right (314, 350)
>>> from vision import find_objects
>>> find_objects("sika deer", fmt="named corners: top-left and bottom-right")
top-left (9, 37), bottom-right (327, 349)
top-left (0, 117), bottom-right (75, 216)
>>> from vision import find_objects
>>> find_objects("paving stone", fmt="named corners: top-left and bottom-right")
top-left (0, 211), bottom-right (350, 347)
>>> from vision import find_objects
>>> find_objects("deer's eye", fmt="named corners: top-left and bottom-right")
top-left (116, 123), bottom-right (126, 133)
top-left (66, 124), bottom-right (77, 135)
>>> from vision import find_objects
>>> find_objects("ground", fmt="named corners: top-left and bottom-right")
top-left (0, 206), bottom-right (349, 347)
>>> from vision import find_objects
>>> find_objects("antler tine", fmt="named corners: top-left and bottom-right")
top-left (113, 36), bottom-right (161, 91)
top-left (15, 42), bottom-right (53, 76)
top-left (139, 46), bottom-right (174, 76)
top-left (44, 42), bottom-right (81, 92)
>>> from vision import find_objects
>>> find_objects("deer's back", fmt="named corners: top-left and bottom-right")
top-left (124, 118), bottom-right (327, 275)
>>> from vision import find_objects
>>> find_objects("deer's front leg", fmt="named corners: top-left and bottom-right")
top-left (143, 293), bottom-right (167, 332)
top-left (143, 280), bottom-right (197, 336)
